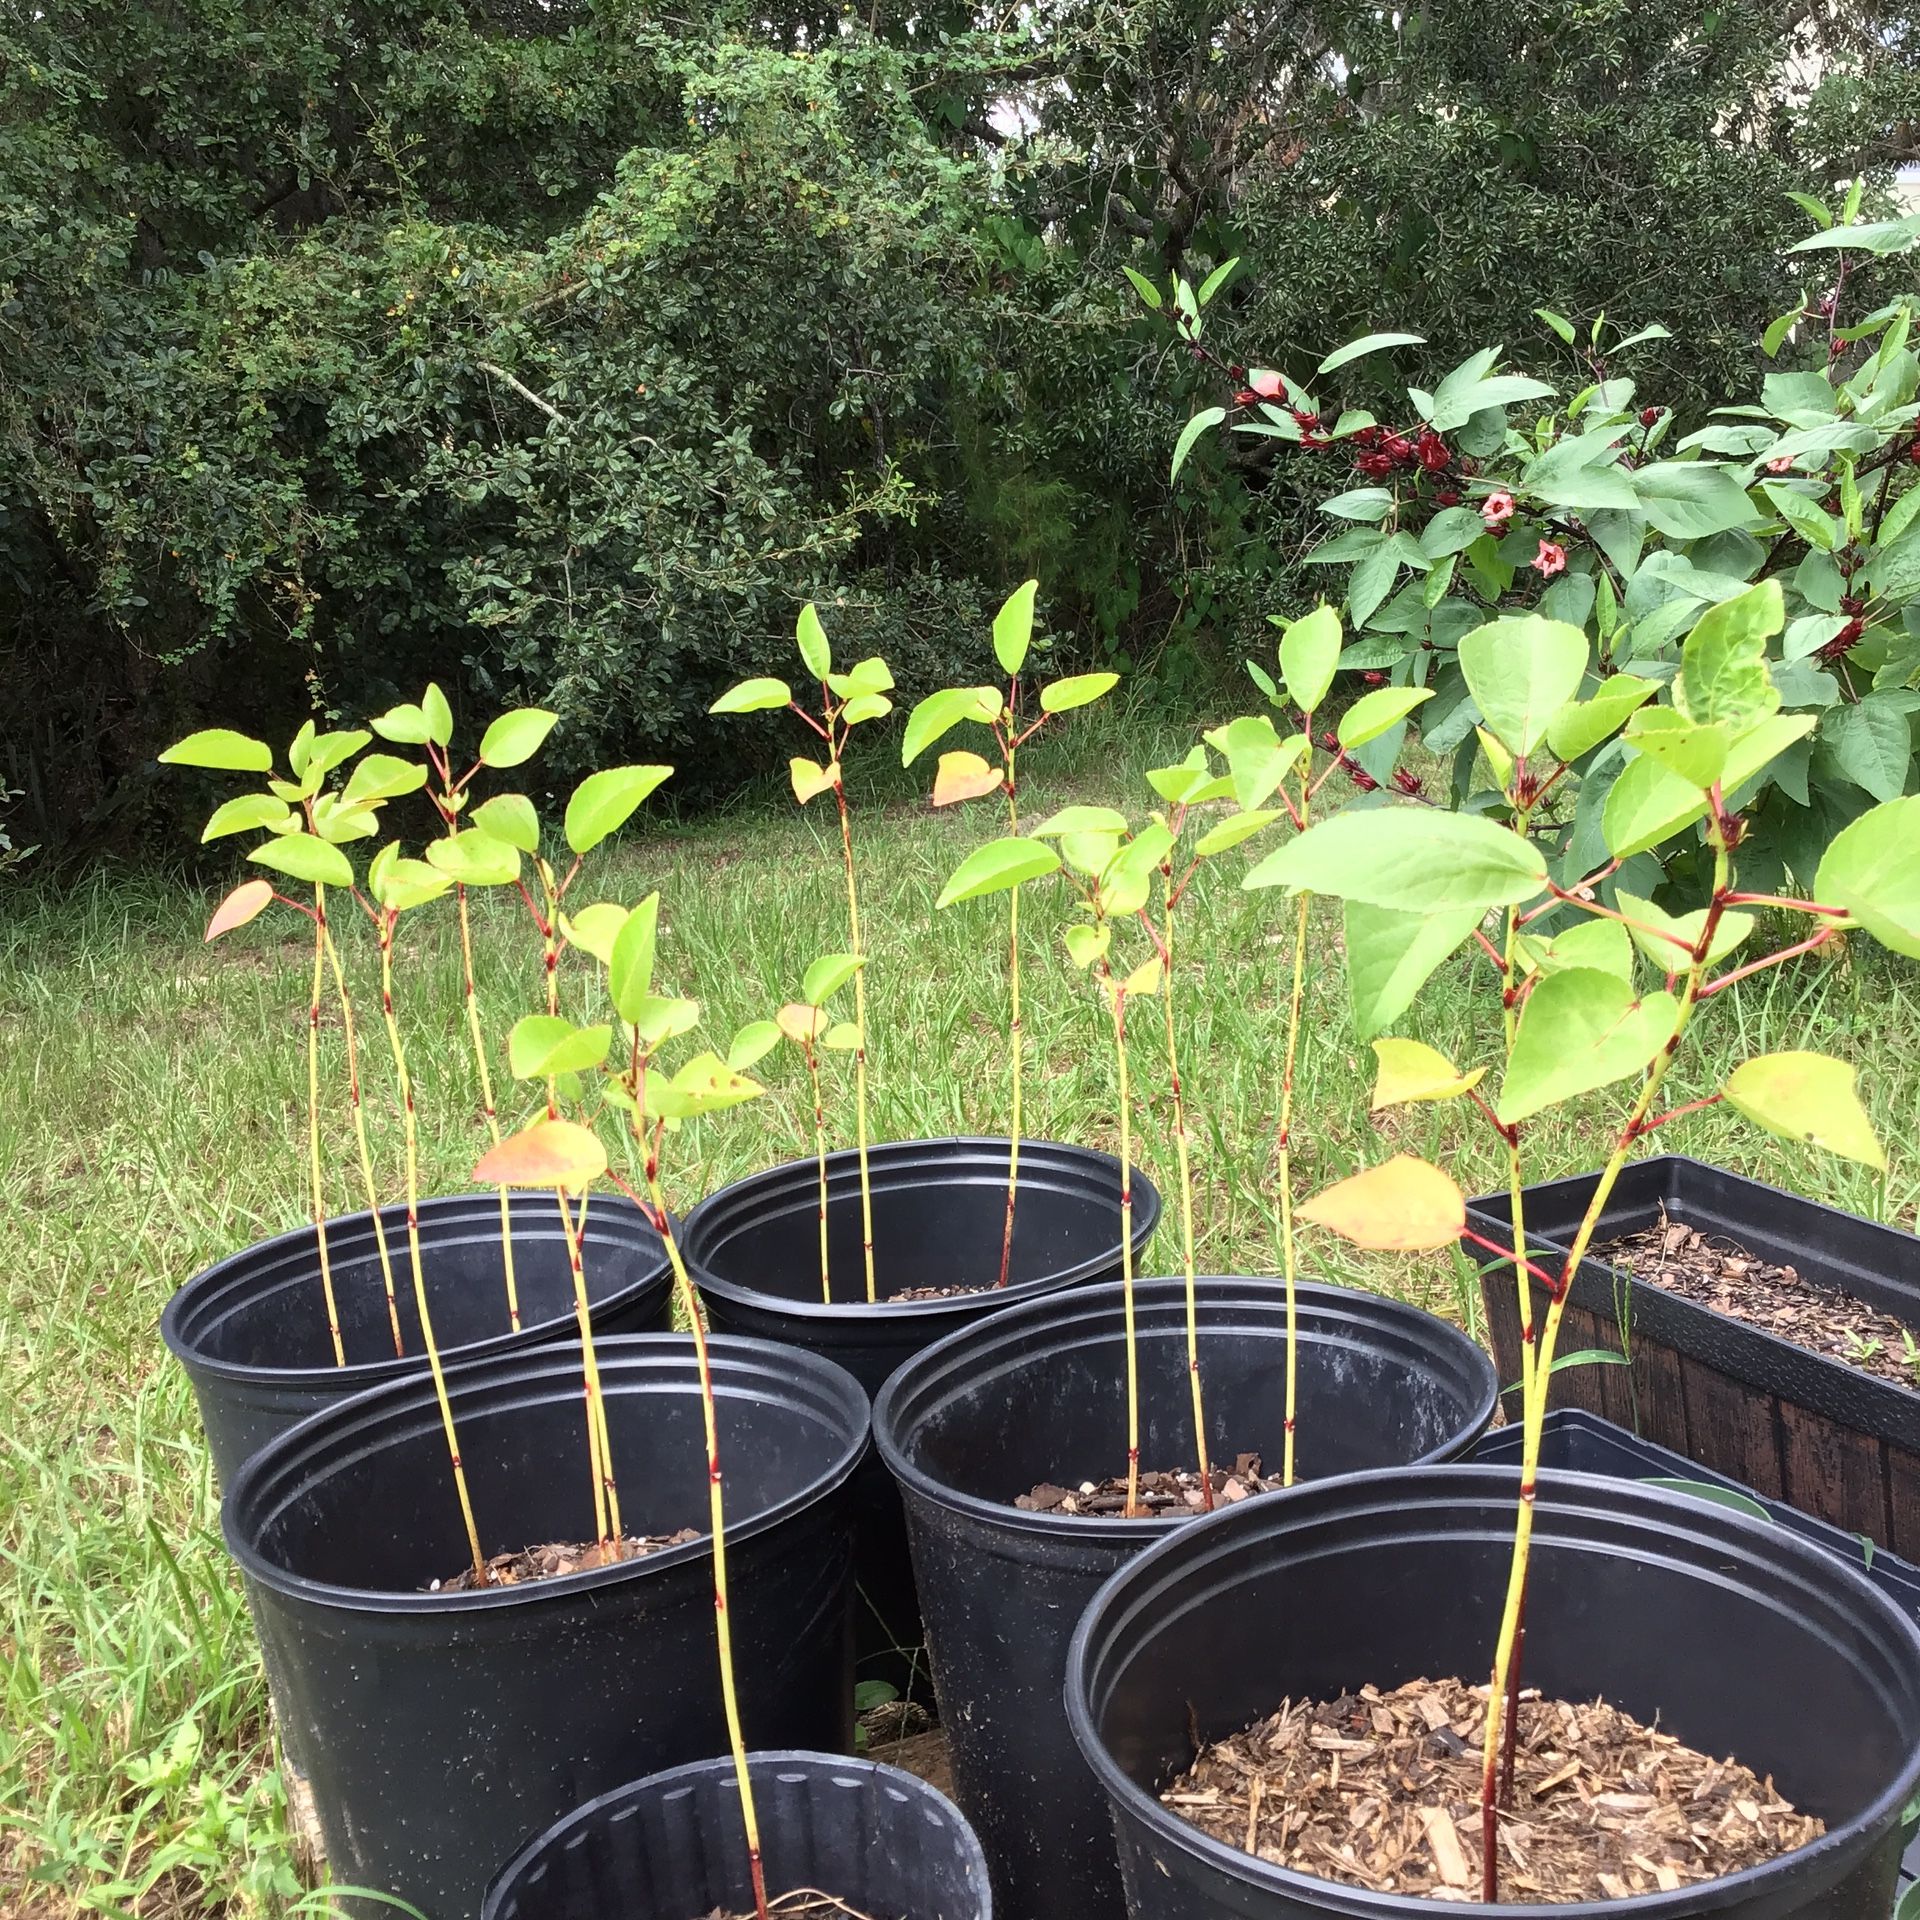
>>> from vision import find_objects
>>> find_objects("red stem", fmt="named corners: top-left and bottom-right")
top-left (1697, 926), bottom-right (1837, 998)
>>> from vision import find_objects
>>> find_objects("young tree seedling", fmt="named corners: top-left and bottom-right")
top-left (1262, 584), bottom-right (1909, 1900)
top-left (162, 722), bottom-right (409, 1362)
top-left (902, 579), bottom-right (1118, 1287)
top-left (373, 683), bottom-right (560, 1335)
top-left (712, 607), bottom-right (894, 1301)
top-left (775, 955), bottom-right (865, 1302)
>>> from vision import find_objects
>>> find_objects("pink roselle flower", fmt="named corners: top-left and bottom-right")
top-left (1481, 490), bottom-right (1515, 530)
top-left (1249, 369), bottom-right (1286, 399)
top-left (1533, 539), bottom-right (1568, 578)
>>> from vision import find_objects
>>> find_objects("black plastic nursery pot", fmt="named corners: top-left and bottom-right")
top-left (872, 1276), bottom-right (1498, 1920)
top-left (482, 1749), bottom-right (991, 1920)
top-left (1068, 1464), bottom-right (1920, 1920)
top-left (164, 1188), bottom-right (672, 1483)
top-left (1466, 1154), bottom-right (1920, 1555)
top-left (685, 1137), bottom-right (1161, 1686)
top-left (223, 1333), bottom-right (868, 1920)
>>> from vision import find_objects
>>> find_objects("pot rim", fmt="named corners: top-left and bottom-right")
top-left (1065, 1461), bottom-right (1920, 1917)
top-left (483, 1747), bottom-right (987, 1919)
top-left (221, 1332), bottom-right (869, 1616)
top-left (161, 1189), bottom-right (672, 1391)
top-left (683, 1136), bottom-right (1161, 1323)
top-left (871, 1275), bottom-right (1499, 1546)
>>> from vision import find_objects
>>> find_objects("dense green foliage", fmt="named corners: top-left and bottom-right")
top-left (3, 0), bottom-right (1913, 852)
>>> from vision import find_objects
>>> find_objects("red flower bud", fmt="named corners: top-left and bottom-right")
top-left (1392, 768), bottom-right (1423, 796)
top-left (1361, 670), bottom-right (1388, 686)
top-left (1234, 388), bottom-right (1258, 407)
top-left (1352, 425), bottom-right (1383, 450)
top-left (1349, 765), bottom-right (1379, 792)
top-left (1293, 409), bottom-right (1322, 432)
top-left (1434, 489), bottom-right (1461, 507)
top-left (1415, 429), bottom-right (1451, 472)
top-left (1640, 406), bottom-right (1660, 427)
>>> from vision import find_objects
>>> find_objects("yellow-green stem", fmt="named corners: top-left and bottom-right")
top-left (649, 1169), bottom-right (768, 1920)
top-left (307, 896), bottom-right (344, 1366)
top-left (381, 920), bottom-right (486, 1584)
top-left (556, 1184), bottom-right (618, 1547)
top-left (834, 786), bottom-right (876, 1302)
top-left (808, 1040), bottom-right (831, 1303)
top-left (1276, 884), bottom-right (1311, 1489)
top-left (1476, 834), bottom-right (1730, 1899)
top-left (997, 749), bottom-right (1022, 1289)
top-left (1110, 975), bottom-right (1142, 1517)
top-left (319, 900), bottom-right (400, 1354)
top-left (1162, 894), bottom-right (1212, 1507)
top-left (1499, 842), bottom-right (1536, 1421)
top-left (459, 885), bottom-right (521, 1333)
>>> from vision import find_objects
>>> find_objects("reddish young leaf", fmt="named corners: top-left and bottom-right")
top-left (1298, 1154), bottom-right (1465, 1252)
top-left (474, 1119), bottom-right (608, 1192)
top-left (206, 878), bottom-right (274, 942)
top-left (932, 750), bottom-right (1003, 808)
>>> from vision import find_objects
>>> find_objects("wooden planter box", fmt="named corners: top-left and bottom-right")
top-left (1466, 1154), bottom-right (1920, 1555)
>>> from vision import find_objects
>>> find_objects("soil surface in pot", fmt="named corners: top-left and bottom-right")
top-left (1018, 1452), bottom-right (1282, 1517)
top-left (1599, 1212), bottom-right (1920, 1389)
top-left (697, 1896), bottom-right (880, 1920)
top-left (1161, 1675), bottom-right (1821, 1903)
top-left (890, 1281), bottom-right (996, 1301)
top-left (434, 1527), bottom-right (699, 1591)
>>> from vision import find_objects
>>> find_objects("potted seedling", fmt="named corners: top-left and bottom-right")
top-left (900, 578), bottom-right (1119, 1288)
top-left (774, 955), bottom-right (865, 1303)
top-left (1067, 590), bottom-right (1920, 1918)
top-left (160, 716), bottom-right (676, 1485)
top-left (218, 888), bottom-right (868, 1920)
top-left (872, 804), bottom-right (1496, 1920)
top-left (686, 594), bottom-right (1163, 1688)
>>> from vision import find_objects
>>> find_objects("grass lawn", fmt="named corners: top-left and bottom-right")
top-left (4, 708), bottom-right (1917, 1919)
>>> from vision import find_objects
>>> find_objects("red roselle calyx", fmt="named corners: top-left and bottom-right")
top-left (1415, 429), bottom-right (1451, 471)
top-left (1393, 768), bottom-right (1423, 796)
top-left (1434, 488), bottom-right (1461, 507)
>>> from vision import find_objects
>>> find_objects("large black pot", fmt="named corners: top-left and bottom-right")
top-left (685, 1137), bottom-right (1161, 1690)
top-left (872, 1276), bottom-right (1498, 1920)
top-left (165, 1189), bottom-right (673, 1483)
top-left (482, 1750), bottom-right (991, 1920)
top-left (223, 1333), bottom-right (868, 1920)
top-left (1069, 1465), bottom-right (1920, 1919)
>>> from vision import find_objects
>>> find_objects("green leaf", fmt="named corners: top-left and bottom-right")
top-left (508, 1015), bottom-right (612, 1080)
top-left (1245, 807), bottom-right (1547, 913)
top-left (727, 1021), bottom-right (782, 1073)
top-left (416, 684), bottom-right (452, 748)
top-left (1516, 918), bottom-right (1635, 984)
top-left (1816, 796), bottom-right (1920, 956)
top-left (710, 677), bottom-right (793, 715)
top-left (1544, 677), bottom-right (1657, 764)
top-left (1674, 582), bottom-right (1785, 731)
top-left (1616, 892), bottom-right (1753, 970)
top-left (1631, 463), bottom-right (1759, 541)
top-left (1644, 1479), bottom-right (1774, 1523)
top-left (1535, 308), bottom-right (1577, 345)
top-left (250, 833), bottom-right (354, 890)
top-left (902, 686), bottom-right (1000, 766)
top-left (1195, 257), bottom-right (1241, 306)
top-left (822, 1021), bottom-right (861, 1051)
top-left (1211, 715), bottom-right (1306, 810)
top-left (340, 753), bottom-right (428, 808)
top-left (1347, 545), bottom-right (1400, 629)
top-left (559, 902), bottom-right (628, 964)
top-left (1171, 406), bottom-right (1226, 480)
top-left (479, 708), bottom-right (558, 769)
top-left (1337, 685), bottom-right (1433, 750)
top-left (1317, 331), bottom-right (1426, 374)
top-left (802, 952), bottom-right (864, 1006)
top-left (470, 792), bottom-right (540, 853)
top-left (1496, 968), bottom-right (1680, 1125)
top-left (1146, 747), bottom-right (1212, 805)
top-left (1427, 369), bottom-right (1557, 434)
top-left (796, 604), bottom-right (833, 680)
top-left (310, 796), bottom-right (379, 844)
top-left (1457, 616), bottom-right (1589, 760)
top-left (426, 829), bottom-right (520, 886)
top-left (1819, 697), bottom-right (1913, 803)
top-left (994, 580), bottom-right (1037, 677)
top-left (1033, 805), bottom-right (1129, 838)
top-left (1194, 810), bottom-right (1281, 857)
top-left (608, 894), bottom-right (662, 1022)
top-left (629, 994), bottom-right (701, 1049)
top-left (1724, 1052), bottom-right (1886, 1170)
top-left (201, 794), bottom-right (292, 842)
top-left (1622, 710), bottom-right (1729, 790)
top-left (367, 847), bottom-right (452, 912)
top-left (1122, 265), bottom-right (1163, 310)
top-left (370, 703), bottom-right (430, 744)
top-left (1345, 902), bottom-right (1488, 1039)
top-left (304, 729), bottom-right (371, 778)
top-left (937, 836), bottom-right (1061, 907)
top-left (1039, 672), bottom-right (1119, 714)
top-left (828, 656), bottom-right (895, 700)
top-left (1762, 484), bottom-right (1840, 552)
top-left (658, 1050), bottom-right (764, 1118)
top-left (1278, 604), bottom-right (1342, 713)
top-left (1602, 715), bottom-right (1816, 857)
top-left (565, 764), bottom-right (672, 854)
top-left (841, 692), bottom-right (893, 727)
top-left (1064, 922), bottom-right (1110, 969)
top-left (159, 728), bottom-right (273, 773)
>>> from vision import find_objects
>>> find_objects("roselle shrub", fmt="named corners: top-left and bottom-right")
top-left (1145, 198), bottom-right (1920, 898)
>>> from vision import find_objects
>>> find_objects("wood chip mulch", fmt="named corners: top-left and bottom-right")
top-left (1599, 1211), bottom-right (1920, 1390)
top-left (433, 1528), bottom-right (699, 1591)
top-left (1160, 1676), bottom-right (1822, 1904)
top-left (1018, 1452), bottom-right (1281, 1517)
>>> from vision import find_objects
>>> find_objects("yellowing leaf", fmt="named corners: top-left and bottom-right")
top-left (1122, 956), bottom-right (1164, 997)
top-left (1724, 1052), bottom-right (1887, 1170)
top-left (1299, 1155), bottom-right (1466, 1252)
top-left (1369, 1039), bottom-right (1487, 1111)
top-left (777, 1002), bottom-right (827, 1045)
top-left (475, 1119), bottom-right (607, 1192)
top-left (932, 750), bottom-right (1004, 807)
top-left (790, 757), bottom-right (840, 805)
top-left (206, 879), bottom-right (274, 942)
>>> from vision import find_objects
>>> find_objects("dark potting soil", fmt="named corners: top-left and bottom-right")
top-left (433, 1528), bottom-right (699, 1591)
top-left (697, 1894), bottom-right (881, 1920)
top-left (1160, 1675), bottom-right (1822, 1904)
top-left (1598, 1212), bottom-right (1920, 1390)
top-left (1017, 1452), bottom-right (1282, 1517)
top-left (889, 1281), bottom-right (998, 1301)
